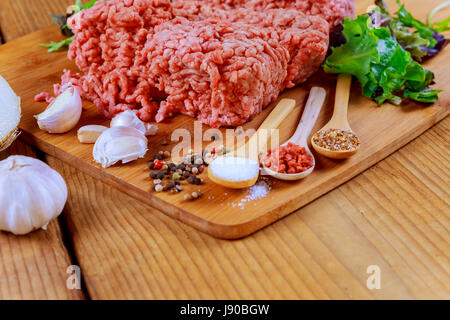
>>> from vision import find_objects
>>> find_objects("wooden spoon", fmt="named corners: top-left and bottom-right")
top-left (208, 99), bottom-right (296, 189)
top-left (262, 87), bottom-right (327, 181)
top-left (311, 74), bottom-right (360, 159)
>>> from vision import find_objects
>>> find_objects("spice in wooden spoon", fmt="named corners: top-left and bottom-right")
top-left (208, 99), bottom-right (297, 189)
top-left (262, 87), bottom-right (326, 181)
top-left (311, 74), bottom-right (360, 159)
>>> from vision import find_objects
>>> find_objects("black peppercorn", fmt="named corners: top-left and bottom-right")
top-left (154, 153), bottom-right (163, 160)
top-left (150, 171), bottom-right (157, 179)
top-left (157, 172), bottom-right (165, 180)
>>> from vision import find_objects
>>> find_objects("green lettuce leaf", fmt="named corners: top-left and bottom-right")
top-left (323, 14), bottom-right (440, 105)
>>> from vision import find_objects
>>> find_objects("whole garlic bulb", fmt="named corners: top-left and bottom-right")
top-left (93, 126), bottom-right (148, 168)
top-left (110, 110), bottom-right (158, 136)
top-left (0, 156), bottom-right (68, 235)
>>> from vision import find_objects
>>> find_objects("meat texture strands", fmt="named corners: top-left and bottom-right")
top-left (38, 0), bottom-right (354, 128)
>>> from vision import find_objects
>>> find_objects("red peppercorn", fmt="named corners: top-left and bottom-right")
top-left (153, 160), bottom-right (164, 170)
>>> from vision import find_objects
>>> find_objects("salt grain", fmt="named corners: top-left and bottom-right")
top-left (233, 179), bottom-right (272, 210)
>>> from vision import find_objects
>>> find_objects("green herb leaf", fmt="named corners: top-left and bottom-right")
top-left (39, 36), bottom-right (75, 52)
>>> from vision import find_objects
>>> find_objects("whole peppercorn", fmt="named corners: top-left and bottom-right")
top-left (183, 171), bottom-right (190, 178)
top-left (192, 191), bottom-right (199, 199)
top-left (153, 179), bottom-right (162, 185)
top-left (156, 172), bottom-right (165, 180)
top-left (163, 150), bottom-right (171, 158)
top-left (153, 160), bottom-right (164, 170)
top-left (154, 184), bottom-right (163, 192)
top-left (172, 172), bottom-right (181, 180)
top-left (150, 171), bottom-right (157, 179)
top-left (148, 162), bottom-right (155, 169)
top-left (184, 193), bottom-right (193, 201)
top-left (154, 153), bottom-right (163, 160)
top-left (161, 164), bottom-right (168, 171)
top-left (177, 163), bottom-right (186, 170)
top-left (167, 182), bottom-right (175, 189)
top-left (198, 165), bottom-right (204, 173)
top-left (168, 163), bottom-right (177, 171)
top-left (176, 185), bottom-right (183, 192)
top-left (187, 176), bottom-right (195, 184)
top-left (191, 167), bottom-right (199, 175)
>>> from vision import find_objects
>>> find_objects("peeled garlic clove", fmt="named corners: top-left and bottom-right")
top-left (0, 155), bottom-right (68, 235)
top-left (0, 75), bottom-right (21, 151)
top-left (110, 110), bottom-right (158, 136)
top-left (77, 125), bottom-right (108, 143)
top-left (35, 86), bottom-right (82, 134)
top-left (93, 126), bottom-right (148, 168)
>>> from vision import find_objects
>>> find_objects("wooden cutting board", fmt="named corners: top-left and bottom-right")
top-left (0, 26), bottom-right (448, 239)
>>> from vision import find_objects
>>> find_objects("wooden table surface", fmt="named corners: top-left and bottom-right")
top-left (0, 0), bottom-right (448, 300)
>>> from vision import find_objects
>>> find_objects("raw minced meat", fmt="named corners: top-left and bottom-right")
top-left (36, 0), bottom-right (354, 127)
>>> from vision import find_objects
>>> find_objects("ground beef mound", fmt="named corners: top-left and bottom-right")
top-left (37, 0), bottom-right (354, 127)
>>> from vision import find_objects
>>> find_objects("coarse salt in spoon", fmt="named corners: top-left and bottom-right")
top-left (262, 87), bottom-right (327, 181)
top-left (208, 99), bottom-right (297, 189)
top-left (311, 74), bottom-right (360, 159)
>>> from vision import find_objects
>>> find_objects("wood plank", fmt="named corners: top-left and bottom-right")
top-left (0, 141), bottom-right (84, 299)
top-left (46, 117), bottom-right (449, 299)
top-left (0, 0), bottom-right (73, 42)
top-left (0, 0), bottom-right (448, 300)
top-left (0, 0), bottom-right (84, 300)
top-left (0, 19), bottom-right (447, 238)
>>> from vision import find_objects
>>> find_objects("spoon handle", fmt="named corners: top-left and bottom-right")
top-left (235, 99), bottom-right (296, 161)
top-left (288, 87), bottom-right (327, 145)
top-left (331, 74), bottom-right (352, 128)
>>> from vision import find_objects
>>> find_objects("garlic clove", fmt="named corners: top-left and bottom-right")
top-left (110, 110), bottom-right (158, 136)
top-left (35, 86), bottom-right (82, 134)
top-left (77, 125), bottom-right (108, 143)
top-left (0, 75), bottom-right (21, 151)
top-left (93, 126), bottom-right (148, 168)
top-left (145, 123), bottom-right (158, 136)
top-left (0, 155), bottom-right (68, 235)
